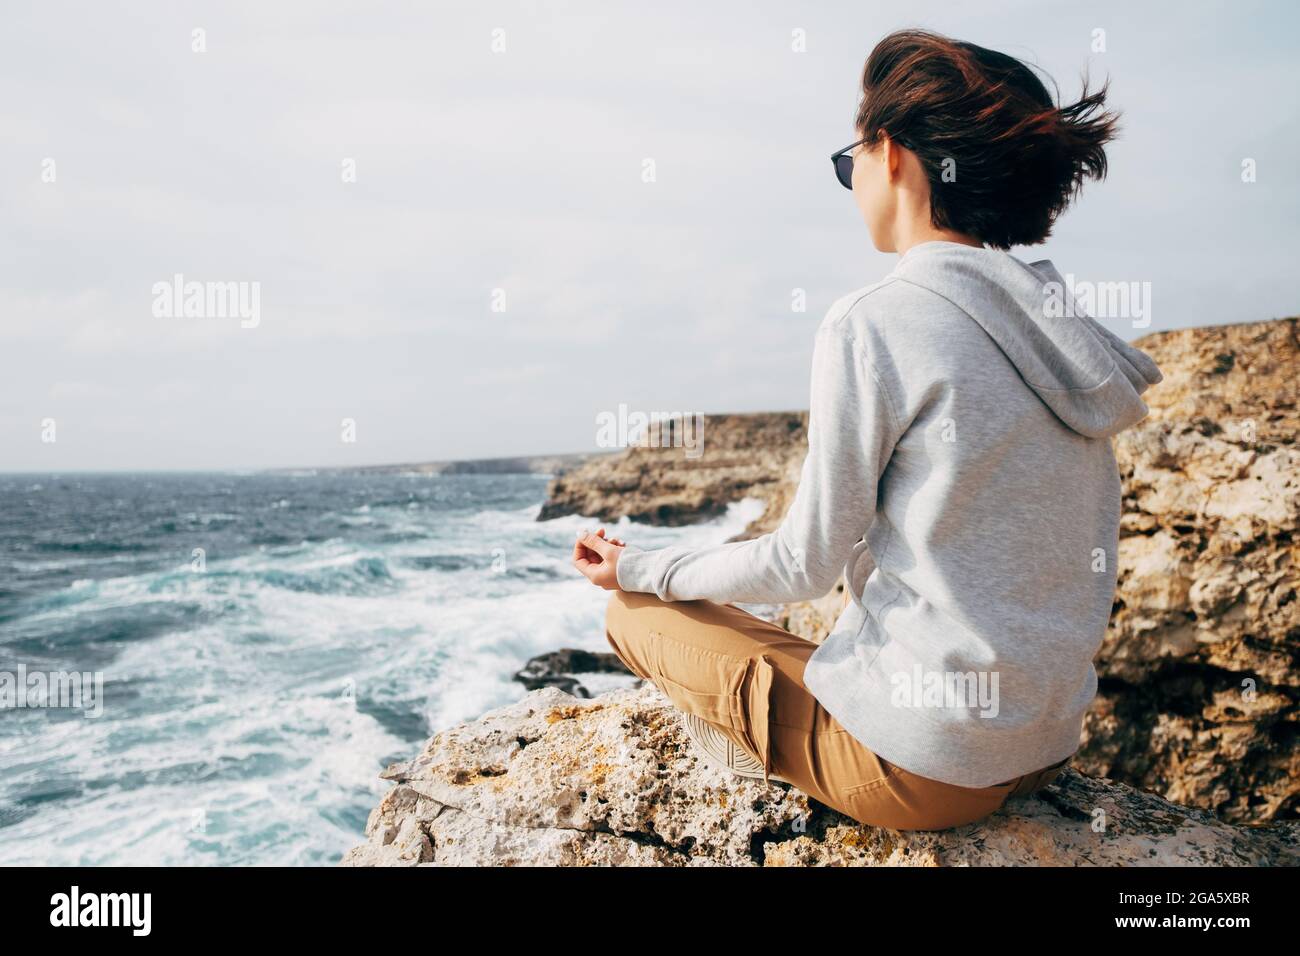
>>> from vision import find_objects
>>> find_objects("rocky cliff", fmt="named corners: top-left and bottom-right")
top-left (538, 411), bottom-right (807, 535)
top-left (1085, 318), bottom-right (1298, 823)
top-left (342, 685), bottom-right (1299, 866)
top-left (539, 318), bottom-right (1299, 824)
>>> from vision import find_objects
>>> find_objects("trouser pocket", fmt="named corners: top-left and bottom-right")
top-left (646, 632), bottom-right (774, 778)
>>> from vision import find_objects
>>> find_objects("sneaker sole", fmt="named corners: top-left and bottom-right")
top-left (681, 712), bottom-right (784, 783)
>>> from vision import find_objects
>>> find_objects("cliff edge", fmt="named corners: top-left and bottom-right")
top-left (342, 685), bottom-right (1298, 866)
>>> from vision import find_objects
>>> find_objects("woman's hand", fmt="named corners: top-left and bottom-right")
top-left (573, 527), bottom-right (625, 590)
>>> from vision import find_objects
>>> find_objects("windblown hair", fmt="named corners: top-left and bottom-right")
top-left (856, 30), bottom-right (1119, 248)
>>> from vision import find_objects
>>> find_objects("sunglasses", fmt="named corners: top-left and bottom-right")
top-left (831, 133), bottom-right (914, 190)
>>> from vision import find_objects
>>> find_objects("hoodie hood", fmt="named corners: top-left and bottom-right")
top-left (891, 242), bottom-right (1163, 438)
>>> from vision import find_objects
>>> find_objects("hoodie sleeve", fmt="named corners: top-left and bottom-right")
top-left (615, 316), bottom-right (901, 604)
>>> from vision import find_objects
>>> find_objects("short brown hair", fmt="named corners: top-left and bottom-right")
top-left (856, 30), bottom-right (1119, 249)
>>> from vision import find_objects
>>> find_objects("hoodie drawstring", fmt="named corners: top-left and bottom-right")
top-left (843, 537), bottom-right (870, 612)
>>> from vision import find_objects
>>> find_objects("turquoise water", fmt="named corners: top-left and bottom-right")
top-left (0, 472), bottom-right (753, 865)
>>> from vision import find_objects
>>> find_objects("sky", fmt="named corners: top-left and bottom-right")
top-left (2, 0), bottom-right (1297, 471)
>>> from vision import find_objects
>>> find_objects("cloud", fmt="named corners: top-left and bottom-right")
top-left (1, 0), bottom-right (1297, 470)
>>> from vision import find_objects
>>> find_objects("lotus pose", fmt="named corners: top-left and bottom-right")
top-left (573, 29), bottom-right (1161, 830)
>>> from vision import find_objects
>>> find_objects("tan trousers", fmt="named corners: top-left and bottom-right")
top-left (605, 591), bottom-right (1067, 831)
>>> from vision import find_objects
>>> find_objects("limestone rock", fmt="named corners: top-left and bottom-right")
top-left (1085, 318), bottom-right (1299, 823)
top-left (342, 685), bottom-right (1299, 866)
top-left (537, 411), bottom-right (807, 537)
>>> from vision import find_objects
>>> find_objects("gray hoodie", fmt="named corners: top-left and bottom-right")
top-left (616, 241), bottom-right (1163, 788)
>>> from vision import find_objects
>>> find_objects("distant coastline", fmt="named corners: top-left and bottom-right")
top-left (271, 451), bottom-right (615, 478)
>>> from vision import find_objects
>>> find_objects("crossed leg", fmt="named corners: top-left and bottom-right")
top-left (604, 590), bottom-right (1060, 830)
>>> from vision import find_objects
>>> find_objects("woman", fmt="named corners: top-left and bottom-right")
top-left (572, 29), bottom-right (1162, 831)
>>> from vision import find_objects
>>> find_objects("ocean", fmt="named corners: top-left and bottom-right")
top-left (0, 471), bottom-right (759, 865)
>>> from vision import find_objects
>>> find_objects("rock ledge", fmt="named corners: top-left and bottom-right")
top-left (342, 685), bottom-right (1299, 867)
